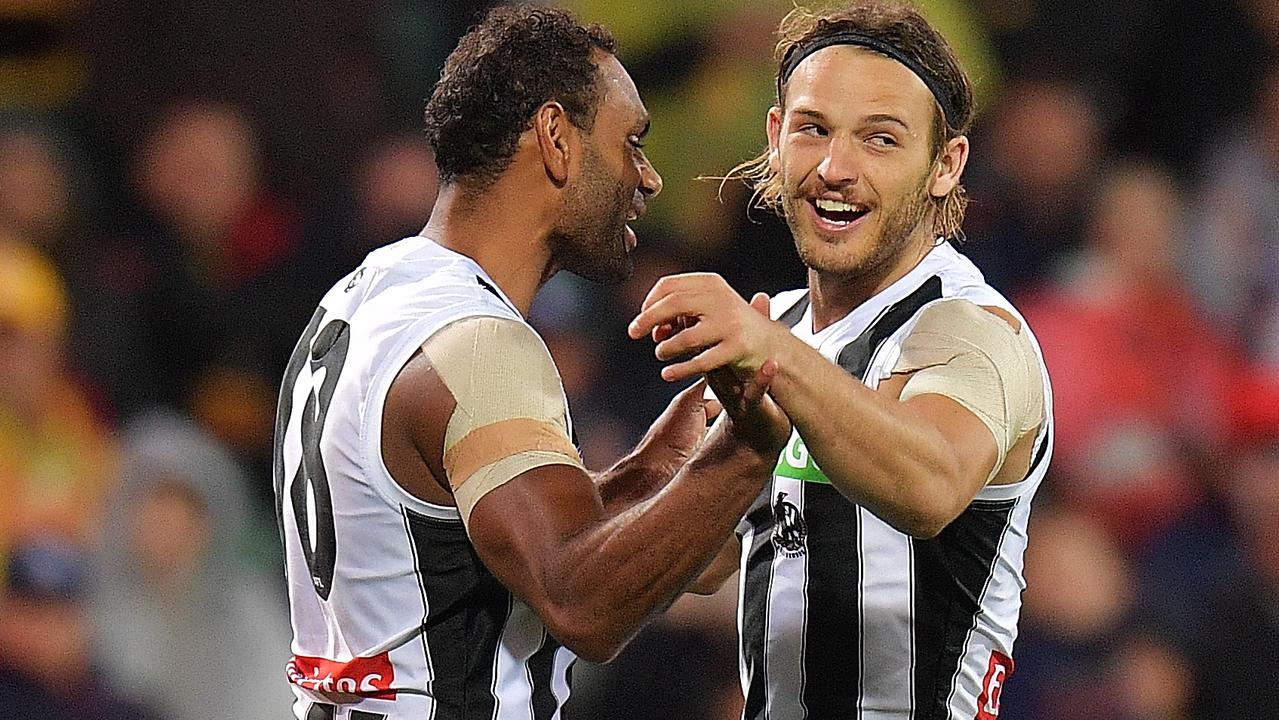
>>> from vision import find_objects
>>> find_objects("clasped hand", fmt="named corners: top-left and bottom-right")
top-left (628, 273), bottom-right (792, 456)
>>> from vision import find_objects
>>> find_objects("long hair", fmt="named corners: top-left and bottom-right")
top-left (718, 2), bottom-right (975, 239)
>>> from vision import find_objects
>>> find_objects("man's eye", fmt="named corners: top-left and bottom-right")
top-left (630, 137), bottom-right (646, 149)
top-left (869, 135), bottom-right (898, 147)
top-left (797, 124), bottom-right (826, 136)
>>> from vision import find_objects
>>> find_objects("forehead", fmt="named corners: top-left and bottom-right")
top-left (593, 53), bottom-right (647, 128)
top-left (783, 45), bottom-right (934, 124)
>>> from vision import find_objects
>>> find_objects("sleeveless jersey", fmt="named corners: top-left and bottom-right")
top-left (737, 242), bottom-right (1054, 720)
top-left (273, 237), bottom-right (576, 720)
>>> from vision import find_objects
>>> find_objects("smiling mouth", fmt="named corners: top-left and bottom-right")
top-left (810, 197), bottom-right (870, 226)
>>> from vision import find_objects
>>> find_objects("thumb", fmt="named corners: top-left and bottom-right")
top-left (749, 292), bottom-right (771, 318)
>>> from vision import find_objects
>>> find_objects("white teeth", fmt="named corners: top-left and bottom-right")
top-left (815, 198), bottom-right (858, 212)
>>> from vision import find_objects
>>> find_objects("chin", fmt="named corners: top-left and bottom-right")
top-left (570, 248), bottom-right (633, 284)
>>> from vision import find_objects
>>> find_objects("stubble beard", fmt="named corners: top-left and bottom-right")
top-left (782, 171), bottom-right (934, 284)
top-left (553, 144), bottom-right (634, 284)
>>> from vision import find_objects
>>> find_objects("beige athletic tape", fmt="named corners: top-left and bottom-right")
top-left (444, 417), bottom-right (580, 488)
top-left (422, 316), bottom-right (584, 524)
top-left (894, 299), bottom-right (1044, 482)
top-left (453, 450), bottom-right (586, 525)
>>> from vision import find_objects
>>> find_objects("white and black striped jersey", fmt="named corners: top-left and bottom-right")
top-left (273, 237), bottom-right (576, 720)
top-left (736, 242), bottom-right (1053, 720)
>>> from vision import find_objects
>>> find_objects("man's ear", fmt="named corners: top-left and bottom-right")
top-left (766, 106), bottom-right (784, 174)
top-left (534, 101), bottom-right (574, 186)
top-left (929, 134), bottom-right (969, 198)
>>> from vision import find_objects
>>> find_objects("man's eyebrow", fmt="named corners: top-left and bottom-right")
top-left (789, 107), bottom-right (830, 124)
top-left (864, 113), bottom-right (911, 131)
top-left (788, 108), bottom-right (912, 132)
top-left (633, 116), bottom-right (651, 138)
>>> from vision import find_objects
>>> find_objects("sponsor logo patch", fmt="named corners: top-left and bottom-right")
top-left (287, 652), bottom-right (397, 700)
top-left (975, 650), bottom-right (1014, 719)
top-left (773, 431), bottom-right (830, 485)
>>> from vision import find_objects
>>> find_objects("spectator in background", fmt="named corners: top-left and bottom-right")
top-left (84, 0), bottom-right (381, 207)
top-left (0, 536), bottom-right (164, 719)
top-left (1188, 436), bottom-right (1279, 718)
top-left (1186, 63), bottom-right (1279, 371)
top-left (0, 237), bottom-right (117, 554)
top-left (92, 411), bottom-right (291, 720)
top-left (963, 77), bottom-right (1105, 296)
top-left (0, 117), bottom-right (164, 417)
top-left (129, 100), bottom-right (330, 495)
top-left (1019, 161), bottom-right (1245, 546)
top-left (1001, 503), bottom-right (1199, 720)
top-left (330, 131), bottom-right (440, 273)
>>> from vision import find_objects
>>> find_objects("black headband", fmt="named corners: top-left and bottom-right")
top-left (778, 31), bottom-right (959, 131)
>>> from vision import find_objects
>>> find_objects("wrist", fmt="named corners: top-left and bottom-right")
top-left (704, 419), bottom-right (780, 475)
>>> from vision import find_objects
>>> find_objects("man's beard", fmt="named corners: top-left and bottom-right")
top-left (783, 170), bottom-right (933, 280)
top-left (553, 145), bottom-right (633, 284)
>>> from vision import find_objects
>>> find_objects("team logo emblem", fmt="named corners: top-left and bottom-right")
top-left (771, 491), bottom-right (807, 557)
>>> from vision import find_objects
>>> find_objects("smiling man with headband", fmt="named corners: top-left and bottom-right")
top-left (629, 2), bottom-right (1053, 717)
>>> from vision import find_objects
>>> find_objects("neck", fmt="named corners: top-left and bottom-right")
top-left (808, 231), bottom-right (935, 332)
top-left (421, 182), bottom-right (558, 317)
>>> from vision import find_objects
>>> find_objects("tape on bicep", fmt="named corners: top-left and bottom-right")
top-left (894, 300), bottom-right (1044, 482)
top-left (422, 316), bottom-right (585, 524)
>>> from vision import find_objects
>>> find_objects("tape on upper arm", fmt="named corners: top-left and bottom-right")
top-left (893, 299), bottom-right (1045, 482)
top-left (422, 315), bottom-right (585, 525)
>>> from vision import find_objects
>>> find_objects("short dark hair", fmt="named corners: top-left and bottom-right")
top-left (423, 5), bottom-right (617, 188)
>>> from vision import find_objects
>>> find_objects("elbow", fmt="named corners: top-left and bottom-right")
top-left (886, 478), bottom-right (967, 540)
top-left (541, 608), bottom-right (628, 664)
top-left (896, 511), bottom-right (950, 539)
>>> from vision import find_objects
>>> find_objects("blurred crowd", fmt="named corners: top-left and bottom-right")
top-left (1, 0), bottom-right (1278, 718)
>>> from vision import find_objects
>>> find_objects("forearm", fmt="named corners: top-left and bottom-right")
top-left (768, 337), bottom-right (965, 536)
top-left (593, 441), bottom-right (685, 515)
top-left (546, 424), bottom-right (768, 659)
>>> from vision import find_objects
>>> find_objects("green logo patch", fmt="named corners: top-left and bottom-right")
top-left (773, 431), bottom-right (831, 484)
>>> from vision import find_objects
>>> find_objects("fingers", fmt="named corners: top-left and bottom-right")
top-left (629, 273), bottom-right (734, 339)
top-left (749, 292), bottom-right (771, 317)
top-left (738, 358), bottom-right (778, 405)
top-left (629, 293), bottom-right (703, 340)
top-left (674, 377), bottom-right (709, 403)
top-left (704, 397), bottom-right (723, 422)
top-left (660, 344), bottom-right (739, 383)
top-left (655, 322), bottom-right (723, 362)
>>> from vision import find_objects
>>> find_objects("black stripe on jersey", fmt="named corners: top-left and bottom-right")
top-left (351, 711), bottom-right (388, 720)
top-left (801, 482), bottom-right (862, 716)
top-left (836, 276), bottom-right (943, 377)
top-left (403, 508), bottom-right (511, 719)
top-left (475, 274), bottom-right (523, 317)
top-left (800, 275), bottom-right (943, 716)
top-left (741, 484), bottom-right (777, 720)
top-left (528, 633), bottom-right (559, 720)
top-left (305, 703), bottom-right (335, 720)
top-left (911, 498), bottom-right (1016, 719)
top-left (777, 292), bottom-right (811, 329)
top-left (402, 509), bottom-right (438, 720)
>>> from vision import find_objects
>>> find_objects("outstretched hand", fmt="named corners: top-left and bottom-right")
top-left (628, 273), bottom-right (784, 383)
top-left (630, 378), bottom-right (718, 481)
top-left (630, 278), bottom-right (792, 457)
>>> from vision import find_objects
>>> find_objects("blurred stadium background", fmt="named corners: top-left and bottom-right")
top-left (2, 0), bottom-right (1278, 717)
